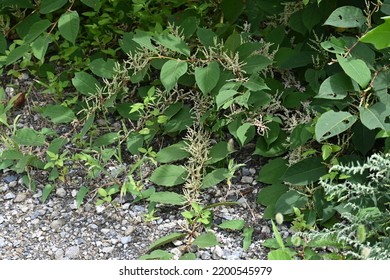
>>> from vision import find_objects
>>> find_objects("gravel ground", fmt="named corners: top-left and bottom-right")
top-left (0, 74), bottom-right (291, 260)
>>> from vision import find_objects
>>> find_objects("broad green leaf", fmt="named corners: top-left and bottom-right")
top-left (236, 123), bottom-right (255, 147)
top-left (256, 183), bottom-right (289, 207)
top-left (0, 32), bottom-right (6, 54)
top-left (12, 128), bottom-right (45, 146)
top-left (90, 58), bottom-right (115, 78)
top-left (164, 105), bottom-right (193, 133)
top-left (133, 31), bottom-right (156, 52)
top-left (149, 165), bottom-right (188, 187)
top-left (139, 250), bottom-right (173, 260)
top-left (6, 44), bottom-right (30, 66)
top-left (72, 72), bottom-right (101, 95)
top-left (221, 0), bottom-right (245, 22)
top-left (337, 55), bottom-right (371, 88)
top-left (218, 219), bottom-right (245, 230)
top-left (196, 28), bottom-right (217, 48)
top-left (31, 33), bottom-right (53, 60)
top-left (195, 62), bottom-right (220, 95)
top-left (257, 157), bottom-right (288, 184)
top-left (268, 248), bottom-right (293, 260)
top-left (206, 141), bottom-right (231, 164)
top-left (381, 0), bottom-right (390, 15)
top-left (47, 137), bottom-right (68, 155)
top-left (93, 132), bottom-right (119, 147)
top-left (76, 186), bottom-right (89, 208)
top-left (154, 34), bottom-right (190, 56)
top-left (360, 16), bottom-right (390, 50)
top-left (42, 184), bottom-right (55, 203)
top-left (41, 104), bottom-right (75, 124)
top-left (216, 89), bottom-right (238, 109)
top-left (320, 36), bottom-right (346, 54)
top-left (202, 168), bottom-right (229, 189)
top-left (359, 102), bottom-right (390, 131)
top-left (282, 157), bottom-right (327, 185)
top-left (126, 132), bottom-right (143, 155)
top-left (147, 232), bottom-right (186, 252)
top-left (148, 191), bottom-right (186, 206)
top-left (193, 232), bottom-right (219, 248)
top-left (271, 220), bottom-right (284, 249)
top-left (242, 55), bottom-right (272, 74)
top-left (160, 60), bottom-right (188, 91)
top-left (243, 227), bottom-right (253, 252)
top-left (315, 110), bottom-right (357, 142)
top-left (243, 76), bottom-right (270, 91)
top-left (58, 11), bottom-right (80, 44)
top-left (254, 130), bottom-right (288, 157)
top-left (324, 6), bottom-right (365, 28)
top-left (352, 122), bottom-right (376, 156)
top-left (155, 142), bottom-right (190, 163)
top-left (23, 19), bottom-right (52, 44)
top-left (179, 253), bottom-right (196, 260)
top-left (80, 0), bottom-right (101, 11)
top-left (316, 73), bottom-right (357, 99)
top-left (275, 190), bottom-right (308, 215)
top-left (40, 0), bottom-right (68, 14)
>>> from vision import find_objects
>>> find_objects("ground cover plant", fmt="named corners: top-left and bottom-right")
top-left (0, 0), bottom-right (389, 260)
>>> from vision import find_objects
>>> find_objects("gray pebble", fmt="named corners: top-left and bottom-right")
top-left (8, 181), bottom-right (17, 188)
top-left (124, 226), bottom-right (134, 235)
top-left (56, 188), bottom-right (67, 198)
top-left (55, 249), bottom-right (64, 260)
top-left (71, 190), bottom-right (78, 197)
top-left (120, 236), bottom-right (132, 245)
top-left (200, 251), bottom-right (211, 260)
top-left (2, 185), bottom-right (9, 192)
top-left (50, 219), bottom-right (64, 230)
top-left (101, 228), bottom-right (110, 234)
top-left (261, 225), bottom-right (271, 234)
top-left (242, 168), bottom-right (250, 176)
top-left (212, 246), bottom-right (224, 259)
top-left (4, 192), bottom-right (16, 200)
top-left (65, 246), bottom-right (80, 259)
top-left (249, 168), bottom-right (256, 175)
top-left (102, 246), bottom-right (114, 254)
top-left (0, 238), bottom-right (6, 247)
top-left (241, 176), bottom-right (254, 184)
top-left (96, 205), bottom-right (105, 213)
top-left (14, 193), bottom-right (27, 203)
top-left (33, 190), bottom-right (42, 198)
top-left (0, 215), bottom-right (4, 224)
top-left (3, 175), bottom-right (18, 184)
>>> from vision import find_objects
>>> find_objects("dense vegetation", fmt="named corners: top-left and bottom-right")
top-left (0, 0), bottom-right (389, 260)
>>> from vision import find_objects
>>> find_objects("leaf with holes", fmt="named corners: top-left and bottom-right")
top-left (359, 102), bottom-right (390, 131)
top-left (160, 60), bottom-right (188, 91)
top-left (337, 55), bottom-right (371, 88)
top-left (315, 110), bottom-right (357, 142)
top-left (324, 6), bottom-right (365, 28)
top-left (316, 72), bottom-right (358, 100)
top-left (282, 157), bottom-right (327, 185)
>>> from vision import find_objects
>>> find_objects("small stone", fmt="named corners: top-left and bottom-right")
top-left (237, 197), bottom-right (247, 206)
top-left (212, 246), bottom-right (224, 259)
top-left (0, 238), bottom-right (6, 247)
top-left (14, 193), bottom-right (27, 203)
top-left (56, 188), bottom-right (67, 198)
top-left (33, 190), bottom-right (42, 198)
top-left (261, 225), bottom-right (271, 234)
top-left (31, 219), bottom-right (40, 225)
top-left (96, 205), bottom-right (105, 213)
top-left (170, 248), bottom-right (182, 258)
top-left (3, 175), bottom-right (18, 184)
top-left (65, 246), bottom-right (80, 259)
top-left (242, 168), bottom-right (250, 176)
top-left (0, 216), bottom-right (4, 224)
top-left (125, 226), bottom-right (135, 235)
top-left (50, 219), bottom-right (64, 230)
top-left (8, 181), bottom-right (17, 188)
top-left (2, 185), bottom-right (9, 192)
top-left (96, 119), bottom-right (107, 126)
top-left (120, 236), bottom-right (132, 245)
top-left (55, 249), bottom-right (64, 260)
top-left (241, 176), bottom-right (254, 184)
top-left (121, 203), bottom-right (130, 210)
top-left (4, 192), bottom-right (16, 200)
top-left (101, 228), bottom-right (110, 234)
top-left (249, 168), bottom-right (256, 175)
top-left (102, 246), bottom-right (114, 254)
top-left (200, 251), bottom-right (211, 260)
top-left (71, 190), bottom-right (78, 197)
top-left (172, 240), bottom-right (183, 246)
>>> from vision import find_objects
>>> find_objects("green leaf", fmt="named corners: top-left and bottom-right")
top-left (41, 104), bottom-right (75, 124)
top-left (242, 55), bottom-right (272, 74)
top-left (193, 232), bottom-right (219, 248)
top-left (315, 110), bottom-right (357, 142)
top-left (221, 0), bottom-right (245, 22)
top-left (196, 28), bottom-right (217, 48)
top-left (139, 250), bottom-right (173, 260)
top-left (195, 62), bottom-right (220, 95)
top-left (148, 191), bottom-right (186, 206)
top-left (360, 16), bottom-right (390, 49)
top-left (218, 219), bottom-right (245, 230)
top-left (0, 32), bottom-right (6, 54)
top-left (93, 132), bottom-right (119, 148)
top-left (271, 220), bottom-right (284, 249)
top-left (155, 142), bottom-right (190, 163)
top-left (216, 89), bottom-right (238, 109)
top-left (337, 55), bottom-right (371, 88)
top-left (268, 248), bottom-right (293, 260)
top-left (359, 102), bottom-right (390, 131)
top-left (282, 157), bottom-right (327, 185)
top-left (160, 60), bottom-right (188, 91)
top-left (76, 186), bottom-right (89, 208)
top-left (206, 141), bottom-right (231, 164)
top-left (80, 0), bottom-right (101, 11)
top-left (126, 132), bottom-right (143, 155)
top-left (179, 253), bottom-right (197, 260)
top-left (6, 44), bottom-right (30, 66)
top-left (147, 232), bottom-right (186, 252)
top-left (58, 11), bottom-right (80, 44)
top-left (149, 165), bottom-right (188, 187)
top-left (31, 33), bottom-right (53, 61)
top-left (90, 58), bottom-right (115, 78)
top-left (47, 137), bottom-right (68, 154)
top-left (236, 123), bottom-right (255, 147)
top-left (23, 19), bottom-right (52, 44)
top-left (40, 0), bottom-right (68, 14)
top-left (154, 34), bottom-right (190, 56)
top-left (12, 128), bottom-right (45, 146)
top-left (257, 183), bottom-right (289, 207)
top-left (42, 184), bottom-right (55, 203)
top-left (133, 31), bottom-right (156, 52)
top-left (352, 121), bottom-right (376, 155)
top-left (257, 158), bottom-right (288, 184)
top-left (316, 72), bottom-right (357, 100)
top-left (324, 6), bottom-right (365, 28)
top-left (382, 0), bottom-right (390, 15)
top-left (202, 168), bottom-right (229, 189)
top-left (275, 190), bottom-right (308, 215)
top-left (72, 72), bottom-right (101, 95)
top-left (243, 227), bottom-right (253, 252)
